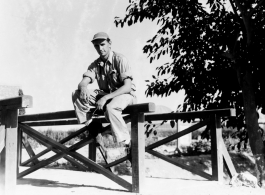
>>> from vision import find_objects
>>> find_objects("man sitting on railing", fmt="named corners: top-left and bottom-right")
top-left (72, 32), bottom-right (137, 159)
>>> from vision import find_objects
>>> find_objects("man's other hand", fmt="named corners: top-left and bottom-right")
top-left (96, 96), bottom-right (108, 110)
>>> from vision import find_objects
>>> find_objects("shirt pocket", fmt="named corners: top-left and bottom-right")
top-left (110, 69), bottom-right (118, 82)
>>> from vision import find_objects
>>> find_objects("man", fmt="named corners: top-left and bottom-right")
top-left (72, 32), bottom-right (137, 156)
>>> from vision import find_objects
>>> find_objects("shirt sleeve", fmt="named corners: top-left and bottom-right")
top-left (116, 55), bottom-right (133, 82)
top-left (83, 61), bottom-right (97, 83)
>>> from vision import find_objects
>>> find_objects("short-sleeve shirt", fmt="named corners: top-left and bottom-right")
top-left (83, 51), bottom-right (136, 97)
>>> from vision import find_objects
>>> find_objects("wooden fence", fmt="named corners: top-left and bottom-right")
top-left (0, 95), bottom-right (237, 194)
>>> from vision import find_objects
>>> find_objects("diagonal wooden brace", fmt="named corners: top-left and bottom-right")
top-left (19, 123), bottom-right (132, 191)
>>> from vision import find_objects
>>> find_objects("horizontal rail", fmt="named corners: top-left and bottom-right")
top-left (0, 95), bottom-right (33, 110)
top-left (145, 108), bottom-right (235, 121)
top-left (21, 119), bottom-right (79, 126)
top-left (19, 108), bottom-right (235, 127)
top-left (19, 102), bottom-right (155, 122)
top-left (20, 115), bottom-right (131, 127)
top-left (18, 110), bottom-right (77, 122)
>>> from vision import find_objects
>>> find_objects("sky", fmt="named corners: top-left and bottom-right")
top-left (0, 0), bottom-right (185, 115)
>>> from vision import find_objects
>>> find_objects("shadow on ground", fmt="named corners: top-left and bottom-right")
top-left (17, 178), bottom-right (128, 192)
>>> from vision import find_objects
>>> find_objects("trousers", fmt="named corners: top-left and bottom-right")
top-left (72, 89), bottom-right (137, 143)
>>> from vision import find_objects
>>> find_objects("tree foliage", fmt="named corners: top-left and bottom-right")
top-left (115, 0), bottom-right (265, 128)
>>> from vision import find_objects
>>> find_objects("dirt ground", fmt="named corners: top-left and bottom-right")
top-left (13, 158), bottom-right (264, 195)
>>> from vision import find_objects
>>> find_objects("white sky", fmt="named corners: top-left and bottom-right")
top-left (0, 0), bottom-right (185, 115)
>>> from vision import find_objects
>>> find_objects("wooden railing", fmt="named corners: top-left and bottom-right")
top-left (1, 95), bottom-right (237, 194)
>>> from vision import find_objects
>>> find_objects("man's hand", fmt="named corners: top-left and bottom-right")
top-left (80, 87), bottom-right (89, 103)
top-left (96, 96), bottom-right (108, 110)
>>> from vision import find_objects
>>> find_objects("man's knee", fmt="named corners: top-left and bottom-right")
top-left (105, 102), bottom-right (122, 114)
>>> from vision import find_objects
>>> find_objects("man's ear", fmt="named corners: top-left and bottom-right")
top-left (108, 40), bottom-right (112, 46)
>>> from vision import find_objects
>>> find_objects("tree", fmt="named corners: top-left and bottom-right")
top-left (115, 0), bottom-right (265, 186)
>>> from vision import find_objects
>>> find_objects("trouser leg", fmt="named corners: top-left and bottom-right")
top-left (72, 89), bottom-right (106, 124)
top-left (104, 94), bottom-right (136, 143)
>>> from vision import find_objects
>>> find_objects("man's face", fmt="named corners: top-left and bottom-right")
top-left (92, 39), bottom-right (111, 59)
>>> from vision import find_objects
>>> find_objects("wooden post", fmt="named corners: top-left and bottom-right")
top-left (0, 109), bottom-right (18, 195)
top-left (176, 120), bottom-right (179, 149)
top-left (0, 95), bottom-right (33, 195)
top-left (131, 112), bottom-right (145, 193)
top-left (17, 127), bottom-right (22, 173)
top-left (210, 114), bottom-right (223, 183)
top-left (88, 141), bottom-right (97, 172)
top-left (0, 148), bottom-right (5, 195)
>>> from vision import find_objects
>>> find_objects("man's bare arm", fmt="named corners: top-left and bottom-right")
top-left (78, 77), bottom-right (92, 102)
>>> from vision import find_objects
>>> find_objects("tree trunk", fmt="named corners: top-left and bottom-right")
top-left (236, 65), bottom-right (265, 187)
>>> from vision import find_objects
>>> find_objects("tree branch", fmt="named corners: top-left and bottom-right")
top-left (233, 0), bottom-right (247, 16)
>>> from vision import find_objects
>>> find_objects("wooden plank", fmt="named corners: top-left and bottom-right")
top-left (21, 119), bottom-right (79, 126)
top-left (131, 112), bottom-right (145, 193)
top-left (88, 141), bottom-right (97, 172)
top-left (21, 114), bottom-right (131, 127)
top-left (20, 115), bottom-right (131, 127)
top-left (4, 109), bottom-right (18, 195)
top-left (145, 108), bottom-right (235, 121)
top-left (147, 149), bottom-right (212, 180)
top-left (28, 134), bottom-right (89, 172)
top-left (104, 156), bottom-right (128, 169)
top-left (19, 123), bottom-right (132, 191)
top-left (17, 127), bottom-right (22, 175)
top-left (18, 110), bottom-right (77, 122)
top-left (0, 112), bottom-right (5, 194)
top-left (125, 102), bottom-right (155, 113)
top-left (18, 103), bottom-right (155, 122)
top-left (20, 125), bottom-right (88, 166)
top-left (221, 139), bottom-right (237, 178)
top-left (20, 122), bottom-right (110, 166)
top-left (19, 136), bottom-right (93, 178)
top-left (146, 120), bottom-right (209, 150)
top-left (0, 125), bottom-right (5, 153)
top-left (0, 95), bottom-right (32, 110)
top-left (22, 135), bottom-right (39, 165)
top-left (210, 114), bottom-right (223, 183)
top-left (0, 148), bottom-right (5, 195)
top-left (19, 124), bottom-right (96, 175)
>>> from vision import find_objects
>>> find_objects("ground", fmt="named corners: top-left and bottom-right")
top-left (16, 159), bottom-right (264, 195)
top-left (9, 145), bottom-right (265, 195)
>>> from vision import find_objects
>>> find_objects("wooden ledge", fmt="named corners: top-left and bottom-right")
top-left (123, 102), bottom-right (156, 114)
top-left (145, 108), bottom-right (236, 121)
top-left (19, 102), bottom-right (156, 122)
top-left (0, 95), bottom-right (33, 110)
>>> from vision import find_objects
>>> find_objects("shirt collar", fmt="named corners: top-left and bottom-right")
top-left (107, 51), bottom-right (113, 65)
top-left (98, 51), bottom-right (113, 67)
